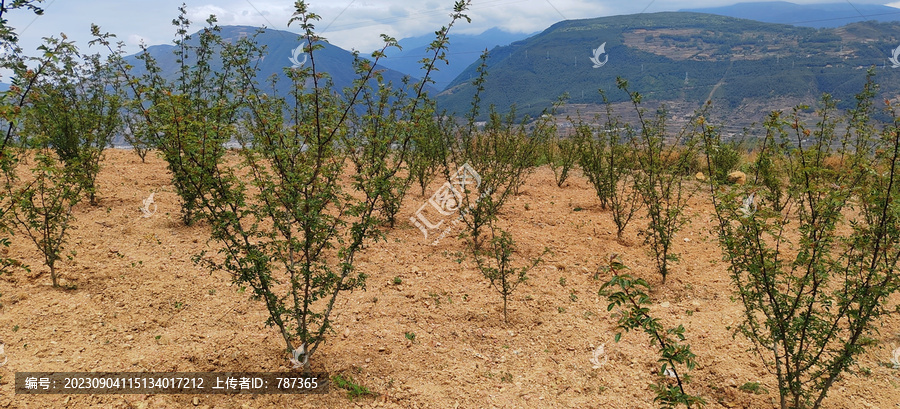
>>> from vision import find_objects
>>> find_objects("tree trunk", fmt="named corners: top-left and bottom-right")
top-left (50, 264), bottom-right (58, 288)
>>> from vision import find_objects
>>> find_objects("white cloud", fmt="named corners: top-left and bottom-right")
top-left (186, 2), bottom-right (296, 27)
top-left (126, 34), bottom-right (148, 47)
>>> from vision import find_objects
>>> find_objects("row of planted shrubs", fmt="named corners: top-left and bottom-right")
top-left (3, 2), bottom-right (900, 408)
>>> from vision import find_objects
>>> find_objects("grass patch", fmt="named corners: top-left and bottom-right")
top-left (738, 381), bottom-right (768, 395)
top-left (331, 374), bottom-right (374, 400)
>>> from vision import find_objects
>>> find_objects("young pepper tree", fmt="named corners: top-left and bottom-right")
top-left (702, 71), bottom-right (900, 409)
top-left (6, 33), bottom-right (118, 287)
top-left (0, 0), bottom-right (57, 274)
top-left (99, 0), bottom-right (473, 369)
top-left (228, 0), bottom-right (473, 369)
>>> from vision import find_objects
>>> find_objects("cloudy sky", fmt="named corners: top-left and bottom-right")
top-left (6, 0), bottom-right (900, 56)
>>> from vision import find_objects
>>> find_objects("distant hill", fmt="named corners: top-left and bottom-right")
top-left (379, 28), bottom-right (534, 91)
top-left (682, 1), bottom-right (900, 28)
top-left (0, 83), bottom-right (8, 92)
top-left (124, 26), bottom-right (432, 100)
top-left (436, 12), bottom-right (900, 122)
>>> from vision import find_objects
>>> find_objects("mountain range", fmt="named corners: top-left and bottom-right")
top-left (123, 25), bottom-right (431, 100)
top-left (113, 1), bottom-right (900, 126)
top-left (682, 1), bottom-right (900, 28)
top-left (6, 1), bottom-right (900, 128)
top-left (435, 11), bottom-right (900, 123)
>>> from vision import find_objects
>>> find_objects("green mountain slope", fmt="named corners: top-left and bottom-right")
top-left (682, 1), bottom-right (900, 28)
top-left (379, 28), bottom-right (534, 91)
top-left (436, 12), bottom-right (900, 120)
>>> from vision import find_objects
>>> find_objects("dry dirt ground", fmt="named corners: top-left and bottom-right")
top-left (2, 149), bottom-right (900, 409)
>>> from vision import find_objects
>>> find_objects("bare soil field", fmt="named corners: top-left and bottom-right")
top-left (1, 149), bottom-right (899, 408)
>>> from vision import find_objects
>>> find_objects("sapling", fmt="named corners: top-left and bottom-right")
top-left (533, 96), bottom-right (573, 188)
top-left (599, 255), bottom-right (705, 408)
top-left (443, 55), bottom-right (545, 248)
top-left (347, 73), bottom-right (428, 228)
top-left (578, 91), bottom-right (643, 241)
top-left (618, 78), bottom-right (703, 283)
top-left (25, 38), bottom-right (121, 205)
top-left (238, 1), bottom-right (472, 367)
top-left (88, 28), bottom-right (153, 163)
top-left (4, 34), bottom-right (105, 287)
top-left (703, 71), bottom-right (900, 409)
top-left (1, 2), bottom-right (65, 276)
top-left (119, 111), bottom-right (153, 163)
top-left (407, 112), bottom-right (447, 197)
top-left (545, 132), bottom-right (580, 188)
top-left (100, 0), bottom-right (475, 369)
top-left (704, 138), bottom-right (742, 184)
top-left (458, 106), bottom-right (541, 248)
top-left (99, 9), bottom-right (243, 225)
top-left (6, 146), bottom-right (82, 288)
top-left (406, 60), bottom-right (452, 198)
top-left (746, 119), bottom-right (786, 213)
top-left (472, 226), bottom-right (545, 323)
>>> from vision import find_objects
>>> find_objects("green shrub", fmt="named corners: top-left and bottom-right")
top-left (539, 97), bottom-right (578, 188)
top-left (599, 256), bottom-right (704, 408)
top-left (408, 109), bottom-right (448, 197)
top-left (1, 4), bottom-right (68, 278)
top-left (22, 37), bottom-right (120, 206)
top-left (472, 227), bottom-right (545, 323)
top-left (105, 10), bottom-right (242, 225)
top-left (703, 70), bottom-right (900, 409)
top-left (98, 0), bottom-right (474, 370)
top-left (6, 34), bottom-right (119, 287)
top-left (705, 139), bottom-right (742, 183)
top-left (7, 147), bottom-right (81, 287)
top-left (618, 79), bottom-right (702, 282)
top-left (440, 53), bottom-right (545, 249)
top-left (578, 93), bottom-right (643, 240)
